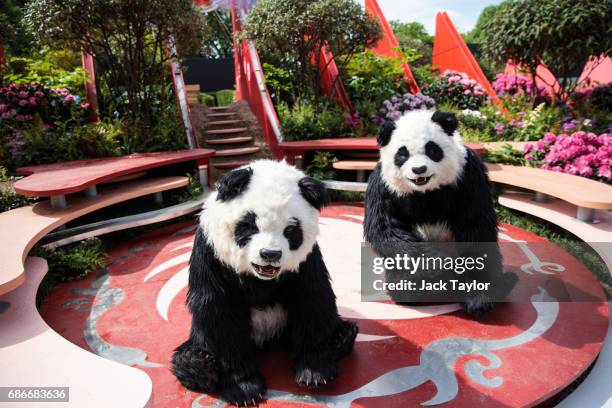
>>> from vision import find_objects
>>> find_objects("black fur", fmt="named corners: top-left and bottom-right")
top-left (217, 167), bottom-right (253, 202)
top-left (431, 111), bottom-right (458, 136)
top-left (425, 141), bottom-right (444, 162)
top-left (172, 228), bottom-right (357, 405)
top-left (234, 212), bottom-right (259, 248)
top-left (394, 146), bottom-right (410, 167)
top-left (364, 149), bottom-right (517, 315)
top-left (377, 120), bottom-right (396, 147)
top-left (284, 218), bottom-right (304, 250)
top-left (298, 177), bottom-right (330, 210)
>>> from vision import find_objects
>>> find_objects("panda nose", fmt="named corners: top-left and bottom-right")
top-left (412, 165), bottom-right (428, 175)
top-left (260, 249), bottom-right (282, 263)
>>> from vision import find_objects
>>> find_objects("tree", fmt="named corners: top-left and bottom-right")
top-left (481, 0), bottom-right (611, 101)
top-left (24, 0), bottom-right (205, 125)
top-left (389, 21), bottom-right (432, 65)
top-left (199, 10), bottom-right (234, 59)
top-left (244, 0), bottom-right (381, 102)
top-left (0, 0), bottom-right (36, 59)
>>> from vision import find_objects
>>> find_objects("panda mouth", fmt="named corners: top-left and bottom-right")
top-left (251, 263), bottom-right (281, 278)
top-left (409, 175), bottom-right (433, 186)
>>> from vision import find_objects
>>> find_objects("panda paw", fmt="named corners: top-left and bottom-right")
top-left (295, 361), bottom-right (338, 388)
top-left (221, 375), bottom-right (266, 407)
top-left (462, 294), bottom-right (495, 316)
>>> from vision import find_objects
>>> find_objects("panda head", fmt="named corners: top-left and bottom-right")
top-left (377, 110), bottom-right (467, 195)
top-left (200, 160), bottom-right (329, 280)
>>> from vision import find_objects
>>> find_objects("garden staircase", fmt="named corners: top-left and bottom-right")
top-left (191, 104), bottom-right (268, 180)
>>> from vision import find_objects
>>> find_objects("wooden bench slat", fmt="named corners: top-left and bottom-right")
top-left (14, 149), bottom-right (215, 197)
top-left (486, 163), bottom-right (612, 210)
top-left (0, 176), bottom-right (188, 295)
top-left (333, 160), bottom-right (377, 171)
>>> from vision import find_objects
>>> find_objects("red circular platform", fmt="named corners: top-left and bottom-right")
top-left (41, 204), bottom-right (609, 407)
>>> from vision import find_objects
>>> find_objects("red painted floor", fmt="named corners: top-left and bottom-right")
top-left (41, 204), bottom-right (609, 408)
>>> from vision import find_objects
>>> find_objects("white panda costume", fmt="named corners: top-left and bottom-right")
top-left (364, 110), bottom-right (517, 315)
top-left (172, 160), bottom-right (357, 406)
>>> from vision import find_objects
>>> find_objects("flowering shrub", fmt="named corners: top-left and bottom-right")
top-left (524, 131), bottom-right (611, 182)
top-left (372, 92), bottom-right (435, 124)
top-left (492, 73), bottom-right (549, 101)
top-left (0, 83), bottom-right (88, 127)
top-left (422, 70), bottom-right (486, 110)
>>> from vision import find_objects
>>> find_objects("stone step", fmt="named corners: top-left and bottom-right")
top-left (205, 136), bottom-right (254, 145)
top-left (208, 112), bottom-right (236, 118)
top-left (206, 127), bottom-right (248, 136)
top-left (215, 146), bottom-right (260, 157)
top-left (208, 120), bottom-right (243, 126)
top-left (213, 160), bottom-right (250, 170)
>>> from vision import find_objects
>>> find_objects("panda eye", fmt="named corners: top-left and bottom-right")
top-left (234, 211), bottom-right (258, 248)
top-left (425, 141), bottom-right (444, 162)
top-left (283, 218), bottom-right (303, 250)
top-left (394, 146), bottom-right (410, 167)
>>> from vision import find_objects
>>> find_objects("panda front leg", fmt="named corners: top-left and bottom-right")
top-left (288, 245), bottom-right (358, 388)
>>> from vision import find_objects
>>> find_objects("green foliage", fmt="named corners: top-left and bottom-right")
top-left (306, 152), bottom-right (337, 180)
top-left (25, 0), bottom-right (205, 126)
top-left (263, 63), bottom-right (294, 104)
top-left (343, 51), bottom-right (407, 109)
top-left (482, 144), bottom-right (527, 165)
top-left (244, 0), bottom-right (382, 100)
top-left (199, 10), bottom-right (234, 59)
top-left (481, 0), bottom-right (611, 100)
top-left (277, 99), bottom-right (352, 141)
top-left (2, 49), bottom-right (87, 90)
top-left (0, 0), bottom-right (36, 58)
top-left (33, 238), bottom-right (106, 306)
top-left (411, 65), bottom-right (439, 87)
top-left (0, 166), bottom-right (34, 212)
top-left (389, 21), bottom-right (433, 66)
top-left (215, 89), bottom-right (235, 106)
top-left (200, 92), bottom-right (216, 107)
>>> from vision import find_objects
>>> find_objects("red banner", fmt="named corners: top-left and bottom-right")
top-left (432, 12), bottom-right (498, 103)
top-left (365, 0), bottom-right (419, 94)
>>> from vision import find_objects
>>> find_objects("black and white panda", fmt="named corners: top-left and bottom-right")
top-left (364, 110), bottom-right (517, 315)
top-left (172, 160), bottom-right (358, 406)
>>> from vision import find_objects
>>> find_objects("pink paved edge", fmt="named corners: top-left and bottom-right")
top-left (0, 257), bottom-right (152, 408)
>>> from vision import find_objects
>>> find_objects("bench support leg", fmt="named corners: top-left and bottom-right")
top-left (356, 170), bottom-right (366, 183)
top-left (84, 185), bottom-right (98, 198)
top-left (153, 192), bottom-right (163, 205)
top-left (198, 165), bottom-right (209, 193)
top-left (50, 195), bottom-right (67, 209)
top-left (535, 192), bottom-right (553, 203)
top-left (295, 155), bottom-right (304, 170)
top-left (576, 207), bottom-right (596, 223)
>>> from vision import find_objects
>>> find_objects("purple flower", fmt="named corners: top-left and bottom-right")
top-left (494, 123), bottom-right (505, 135)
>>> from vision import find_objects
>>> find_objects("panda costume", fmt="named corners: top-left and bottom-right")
top-left (172, 160), bottom-right (358, 406)
top-left (364, 110), bottom-right (516, 315)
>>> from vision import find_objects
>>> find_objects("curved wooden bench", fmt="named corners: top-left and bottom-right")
top-left (0, 257), bottom-right (152, 407)
top-left (14, 149), bottom-right (215, 204)
top-left (0, 176), bottom-right (188, 295)
top-left (333, 160), bottom-right (377, 182)
top-left (486, 163), bottom-right (612, 222)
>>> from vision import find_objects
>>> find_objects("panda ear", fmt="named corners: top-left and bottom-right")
top-left (298, 177), bottom-right (330, 210)
top-left (377, 120), bottom-right (396, 147)
top-left (431, 111), bottom-right (458, 136)
top-left (216, 167), bottom-right (253, 202)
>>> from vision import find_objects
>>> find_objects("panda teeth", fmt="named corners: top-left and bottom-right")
top-left (252, 263), bottom-right (281, 277)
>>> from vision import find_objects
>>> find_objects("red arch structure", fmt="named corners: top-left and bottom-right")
top-left (579, 55), bottom-right (612, 86)
top-left (432, 12), bottom-right (499, 103)
top-left (364, 0), bottom-right (419, 93)
top-left (316, 44), bottom-right (354, 112)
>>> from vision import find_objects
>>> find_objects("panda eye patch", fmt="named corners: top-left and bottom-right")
top-left (283, 218), bottom-right (303, 250)
top-left (425, 141), bottom-right (444, 162)
top-left (394, 146), bottom-right (410, 167)
top-left (234, 211), bottom-right (258, 248)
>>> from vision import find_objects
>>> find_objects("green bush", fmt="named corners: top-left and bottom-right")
top-left (200, 92), bottom-right (216, 107)
top-left (306, 151), bottom-right (337, 180)
top-left (215, 89), bottom-right (235, 106)
top-left (263, 63), bottom-right (294, 104)
top-left (278, 99), bottom-right (353, 141)
top-left (0, 166), bottom-right (34, 212)
top-left (2, 50), bottom-right (87, 90)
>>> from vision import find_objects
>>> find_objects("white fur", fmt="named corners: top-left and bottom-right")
top-left (200, 160), bottom-right (320, 278)
top-left (380, 110), bottom-right (467, 195)
top-left (250, 304), bottom-right (288, 346)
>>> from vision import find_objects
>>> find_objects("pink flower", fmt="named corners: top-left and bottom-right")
top-left (1, 112), bottom-right (9, 119)
top-left (65, 94), bottom-right (74, 103)
top-left (18, 91), bottom-right (28, 98)
top-left (525, 153), bottom-right (534, 161)
top-left (524, 143), bottom-right (534, 152)
top-left (15, 114), bottom-right (25, 122)
top-left (598, 165), bottom-right (611, 179)
top-left (81, 102), bottom-right (90, 110)
top-left (0, 104), bottom-right (6, 113)
top-left (543, 132), bottom-right (557, 143)
top-left (18, 99), bottom-right (28, 107)
top-left (463, 89), bottom-right (471, 95)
